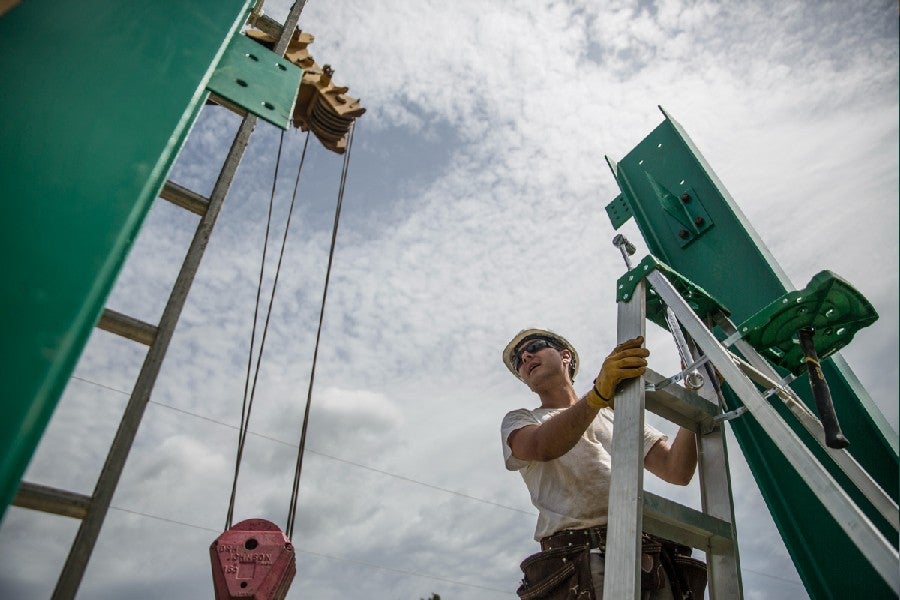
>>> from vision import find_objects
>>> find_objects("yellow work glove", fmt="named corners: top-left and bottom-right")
top-left (585, 336), bottom-right (649, 410)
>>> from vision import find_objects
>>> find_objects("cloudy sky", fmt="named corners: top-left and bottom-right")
top-left (1, 1), bottom-right (897, 598)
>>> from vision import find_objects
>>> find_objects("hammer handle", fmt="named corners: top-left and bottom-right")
top-left (798, 328), bottom-right (849, 449)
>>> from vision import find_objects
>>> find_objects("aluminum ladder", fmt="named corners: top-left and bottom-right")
top-left (603, 255), bottom-right (900, 598)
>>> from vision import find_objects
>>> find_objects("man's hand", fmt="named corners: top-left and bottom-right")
top-left (594, 336), bottom-right (649, 404)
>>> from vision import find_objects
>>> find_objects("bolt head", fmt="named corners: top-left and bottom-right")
top-left (694, 216), bottom-right (705, 227)
top-left (678, 229), bottom-right (690, 239)
top-left (680, 193), bottom-right (691, 203)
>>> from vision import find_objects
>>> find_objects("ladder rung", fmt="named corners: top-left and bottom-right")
top-left (12, 482), bottom-right (91, 519)
top-left (97, 309), bottom-right (158, 346)
top-left (642, 492), bottom-right (733, 553)
top-left (159, 180), bottom-right (210, 216)
top-left (644, 369), bottom-right (719, 431)
top-left (250, 13), bottom-right (284, 39)
top-left (206, 92), bottom-right (250, 122)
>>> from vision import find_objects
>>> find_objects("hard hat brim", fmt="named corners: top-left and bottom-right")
top-left (502, 328), bottom-right (579, 382)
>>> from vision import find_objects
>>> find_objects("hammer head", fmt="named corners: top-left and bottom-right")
top-left (612, 234), bottom-right (636, 256)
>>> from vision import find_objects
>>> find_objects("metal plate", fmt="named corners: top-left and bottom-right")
top-left (739, 270), bottom-right (878, 374)
top-left (616, 254), bottom-right (729, 333)
top-left (605, 193), bottom-right (633, 230)
top-left (207, 34), bottom-right (302, 129)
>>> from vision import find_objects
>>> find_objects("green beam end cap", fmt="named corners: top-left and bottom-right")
top-left (606, 193), bottom-right (633, 230)
top-left (207, 33), bottom-right (302, 130)
top-left (737, 270), bottom-right (879, 375)
top-left (617, 255), bottom-right (730, 332)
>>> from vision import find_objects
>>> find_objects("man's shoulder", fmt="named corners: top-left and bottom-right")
top-left (501, 406), bottom-right (560, 431)
top-left (502, 406), bottom-right (534, 421)
top-left (501, 407), bottom-right (538, 430)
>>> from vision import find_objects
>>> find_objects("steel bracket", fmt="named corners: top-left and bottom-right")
top-left (645, 174), bottom-right (714, 247)
top-left (605, 193), bottom-right (633, 230)
top-left (207, 33), bottom-right (302, 129)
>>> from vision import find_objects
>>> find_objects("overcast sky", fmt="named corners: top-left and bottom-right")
top-left (1, 1), bottom-right (897, 599)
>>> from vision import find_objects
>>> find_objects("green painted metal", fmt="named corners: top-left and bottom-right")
top-left (616, 254), bottom-right (729, 333)
top-left (606, 193), bottom-right (634, 229)
top-left (739, 270), bottom-right (879, 375)
top-left (207, 33), bottom-right (303, 130)
top-left (0, 0), bottom-right (254, 521)
top-left (606, 108), bottom-right (898, 598)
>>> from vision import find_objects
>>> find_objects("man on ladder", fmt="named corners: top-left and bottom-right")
top-left (501, 329), bottom-right (707, 599)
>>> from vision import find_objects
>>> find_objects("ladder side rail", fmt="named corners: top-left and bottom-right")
top-left (691, 339), bottom-right (744, 599)
top-left (696, 423), bottom-right (744, 600)
top-left (51, 113), bottom-right (261, 600)
top-left (718, 317), bottom-right (900, 532)
top-left (603, 280), bottom-right (648, 600)
top-left (646, 270), bottom-right (900, 594)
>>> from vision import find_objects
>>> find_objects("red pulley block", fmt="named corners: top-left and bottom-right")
top-left (210, 518), bottom-right (296, 600)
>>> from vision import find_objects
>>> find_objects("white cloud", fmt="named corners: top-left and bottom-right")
top-left (2, 1), bottom-right (896, 599)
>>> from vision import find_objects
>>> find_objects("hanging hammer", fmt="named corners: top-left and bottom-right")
top-left (797, 327), bottom-right (849, 449)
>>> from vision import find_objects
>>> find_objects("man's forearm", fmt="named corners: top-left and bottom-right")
top-left (530, 398), bottom-right (599, 461)
top-left (667, 427), bottom-right (698, 485)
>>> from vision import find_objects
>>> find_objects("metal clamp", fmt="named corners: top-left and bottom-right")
top-left (712, 406), bottom-right (749, 423)
top-left (645, 356), bottom-right (710, 392)
top-left (762, 373), bottom-right (799, 399)
top-left (721, 330), bottom-right (743, 348)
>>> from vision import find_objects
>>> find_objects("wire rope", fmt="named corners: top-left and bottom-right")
top-left (225, 129), bottom-right (310, 530)
top-left (286, 123), bottom-right (356, 539)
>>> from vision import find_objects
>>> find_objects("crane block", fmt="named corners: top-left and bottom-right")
top-left (245, 26), bottom-right (366, 154)
top-left (210, 518), bottom-right (296, 600)
top-left (245, 28), bottom-right (315, 69)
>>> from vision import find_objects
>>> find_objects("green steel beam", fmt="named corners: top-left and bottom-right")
top-left (606, 107), bottom-right (898, 598)
top-left (0, 0), bottom-right (254, 521)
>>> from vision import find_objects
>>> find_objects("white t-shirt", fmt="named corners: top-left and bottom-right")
top-left (501, 406), bottom-right (666, 541)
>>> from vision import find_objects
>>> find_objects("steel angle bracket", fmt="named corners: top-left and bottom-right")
top-left (605, 123), bottom-right (716, 248)
top-left (605, 193), bottom-right (633, 230)
top-left (207, 33), bottom-right (302, 129)
top-left (604, 157), bottom-right (634, 230)
top-left (617, 254), bottom-right (730, 333)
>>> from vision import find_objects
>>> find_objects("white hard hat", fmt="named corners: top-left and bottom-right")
top-left (502, 328), bottom-right (579, 382)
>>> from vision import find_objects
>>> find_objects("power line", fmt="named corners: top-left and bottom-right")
top-left (741, 567), bottom-right (806, 588)
top-left (77, 375), bottom-right (804, 591)
top-left (108, 502), bottom-right (802, 592)
top-left (72, 375), bottom-right (132, 396)
top-left (296, 547), bottom-right (514, 596)
top-left (108, 504), bottom-right (513, 596)
top-left (70, 374), bottom-right (536, 515)
top-left (110, 505), bottom-right (219, 534)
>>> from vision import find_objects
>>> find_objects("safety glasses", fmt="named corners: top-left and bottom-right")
top-left (512, 338), bottom-right (557, 372)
